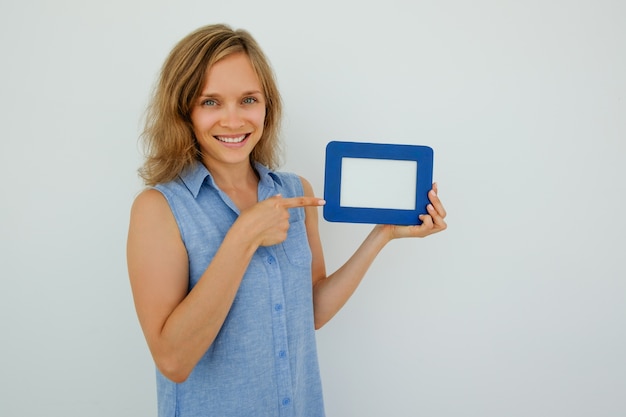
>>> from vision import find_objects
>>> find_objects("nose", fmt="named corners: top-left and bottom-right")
top-left (219, 104), bottom-right (245, 129)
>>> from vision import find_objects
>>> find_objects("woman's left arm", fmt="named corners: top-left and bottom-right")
top-left (300, 177), bottom-right (447, 329)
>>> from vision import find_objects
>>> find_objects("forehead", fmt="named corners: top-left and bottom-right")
top-left (202, 52), bottom-right (262, 93)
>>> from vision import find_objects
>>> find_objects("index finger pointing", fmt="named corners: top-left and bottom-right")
top-left (279, 196), bottom-right (326, 208)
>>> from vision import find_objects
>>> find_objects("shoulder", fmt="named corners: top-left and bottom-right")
top-left (128, 188), bottom-right (183, 257)
top-left (267, 170), bottom-right (305, 197)
top-left (131, 188), bottom-right (167, 212)
top-left (259, 164), bottom-right (315, 198)
top-left (130, 188), bottom-right (175, 228)
top-left (273, 172), bottom-right (315, 198)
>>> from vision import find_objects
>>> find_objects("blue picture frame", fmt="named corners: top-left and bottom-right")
top-left (323, 141), bottom-right (434, 225)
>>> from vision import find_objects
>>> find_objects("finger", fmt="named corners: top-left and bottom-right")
top-left (427, 204), bottom-right (447, 230)
top-left (279, 196), bottom-right (326, 209)
top-left (415, 214), bottom-right (435, 236)
top-left (418, 213), bottom-right (433, 228)
top-left (428, 189), bottom-right (447, 218)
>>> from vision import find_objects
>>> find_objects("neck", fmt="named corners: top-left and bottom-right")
top-left (204, 159), bottom-right (259, 191)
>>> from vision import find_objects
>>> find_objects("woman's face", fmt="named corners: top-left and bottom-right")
top-left (190, 52), bottom-right (266, 170)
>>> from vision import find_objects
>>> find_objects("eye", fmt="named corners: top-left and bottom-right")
top-left (201, 98), bottom-right (217, 107)
top-left (242, 96), bottom-right (258, 104)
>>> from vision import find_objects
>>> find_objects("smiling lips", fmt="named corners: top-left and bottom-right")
top-left (215, 134), bottom-right (248, 144)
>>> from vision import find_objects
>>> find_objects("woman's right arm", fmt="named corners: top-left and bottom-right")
top-left (127, 189), bottom-right (260, 382)
top-left (126, 189), bottom-right (324, 383)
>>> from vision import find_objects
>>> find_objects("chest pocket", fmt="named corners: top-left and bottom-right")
top-left (281, 215), bottom-right (312, 268)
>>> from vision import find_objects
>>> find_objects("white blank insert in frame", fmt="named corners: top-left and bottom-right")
top-left (339, 157), bottom-right (417, 210)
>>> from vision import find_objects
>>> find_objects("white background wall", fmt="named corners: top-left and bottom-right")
top-left (1, 0), bottom-right (625, 416)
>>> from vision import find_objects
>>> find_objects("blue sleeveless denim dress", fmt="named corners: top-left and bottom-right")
top-left (153, 162), bottom-right (325, 417)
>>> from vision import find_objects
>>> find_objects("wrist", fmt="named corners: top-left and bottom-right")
top-left (226, 219), bottom-right (260, 255)
top-left (371, 224), bottom-right (395, 245)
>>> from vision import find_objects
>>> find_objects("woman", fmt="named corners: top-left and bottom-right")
top-left (127, 23), bottom-right (446, 417)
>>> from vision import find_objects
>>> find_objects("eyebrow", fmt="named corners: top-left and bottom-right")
top-left (198, 90), bottom-right (263, 98)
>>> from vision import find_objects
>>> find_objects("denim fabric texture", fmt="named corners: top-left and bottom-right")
top-left (153, 162), bottom-right (325, 417)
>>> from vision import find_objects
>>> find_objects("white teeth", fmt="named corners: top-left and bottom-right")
top-left (215, 135), bottom-right (246, 143)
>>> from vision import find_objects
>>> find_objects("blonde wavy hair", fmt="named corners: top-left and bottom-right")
top-left (139, 24), bottom-right (283, 186)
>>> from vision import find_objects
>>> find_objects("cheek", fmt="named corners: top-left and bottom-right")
top-left (252, 107), bottom-right (267, 127)
top-left (190, 111), bottom-right (218, 133)
top-left (189, 110), bottom-right (202, 133)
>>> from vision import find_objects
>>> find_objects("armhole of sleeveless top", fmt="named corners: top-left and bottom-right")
top-left (277, 172), bottom-right (306, 223)
top-left (277, 171), bottom-right (305, 197)
top-left (151, 186), bottom-right (188, 244)
top-left (294, 174), bottom-right (305, 197)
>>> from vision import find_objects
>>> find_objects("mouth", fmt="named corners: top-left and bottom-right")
top-left (214, 134), bottom-right (249, 144)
